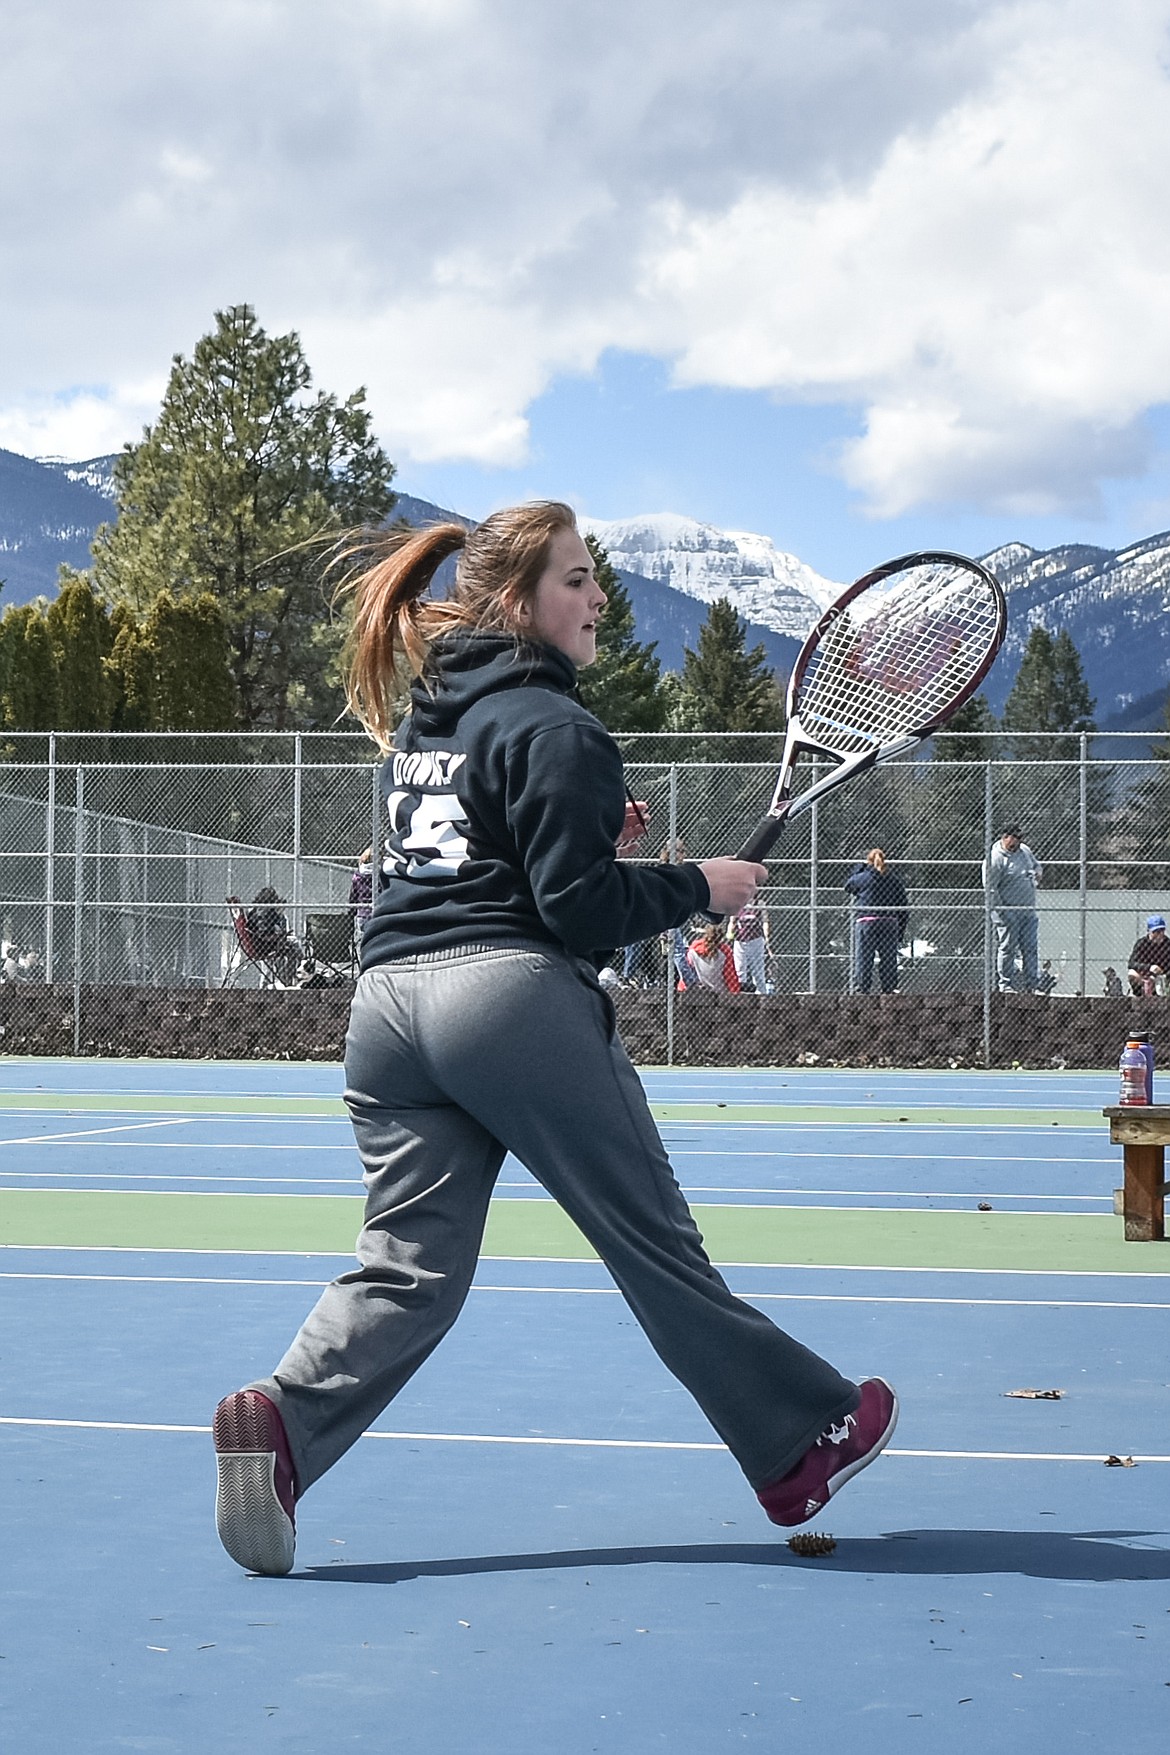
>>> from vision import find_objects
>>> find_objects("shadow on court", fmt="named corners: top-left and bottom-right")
top-left (297, 1528), bottom-right (1170, 1586)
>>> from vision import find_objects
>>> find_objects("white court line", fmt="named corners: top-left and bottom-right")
top-left (0, 1120), bottom-right (193, 1148)
top-left (0, 1142), bottom-right (1116, 1167)
top-left (0, 1171), bottom-right (1114, 1204)
top-left (1, 1415), bottom-right (1167, 1464)
top-left (665, 1123), bottom-right (1100, 1135)
top-left (1, 1270), bottom-right (1166, 1310)
top-left (669, 1151), bottom-right (1111, 1165)
top-left (5, 1242), bottom-right (1169, 1279)
top-left (0, 1185), bottom-right (1116, 1216)
top-left (0, 1141), bottom-right (354, 1152)
top-left (676, 1187), bottom-right (1111, 1204)
top-left (0, 1108), bottom-right (345, 1126)
top-left (0, 1170), bottom-right (363, 1186)
top-left (0, 1108), bottom-right (1101, 1136)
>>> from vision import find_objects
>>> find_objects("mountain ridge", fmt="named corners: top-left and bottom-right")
top-left (1, 448), bottom-right (1166, 728)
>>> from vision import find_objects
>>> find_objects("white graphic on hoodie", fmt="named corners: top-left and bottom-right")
top-left (385, 750), bottom-right (470, 881)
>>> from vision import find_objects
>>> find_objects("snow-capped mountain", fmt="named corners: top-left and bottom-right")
top-left (0, 449), bottom-right (118, 604)
top-left (2, 445), bottom-right (1168, 729)
top-left (42, 455), bottom-right (118, 499)
top-left (583, 512), bottom-right (841, 638)
top-left (980, 534), bottom-right (1170, 726)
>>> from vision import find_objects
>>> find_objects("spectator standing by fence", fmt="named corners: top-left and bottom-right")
top-left (730, 896), bottom-right (770, 993)
top-left (348, 848), bottom-right (375, 925)
top-left (845, 849), bottom-right (908, 995)
top-left (982, 825), bottom-right (1042, 993)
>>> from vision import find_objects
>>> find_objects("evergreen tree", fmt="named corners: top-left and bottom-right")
top-left (673, 597), bottom-right (784, 738)
top-left (105, 603), bottom-right (153, 732)
top-left (1105, 687), bottom-right (1170, 887)
top-left (998, 625), bottom-right (1101, 890)
top-left (668, 597), bottom-right (785, 857)
top-left (0, 604), bottom-right (60, 731)
top-left (106, 592), bottom-right (236, 732)
top-left (1000, 625), bottom-right (1095, 760)
top-left (932, 692), bottom-right (997, 763)
top-left (575, 536), bottom-right (666, 732)
top-left (91, 303), bottom-right (396, 729)
top-left (46, 570), bottom-right (112, 731)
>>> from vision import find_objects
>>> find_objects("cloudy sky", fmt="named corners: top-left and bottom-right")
top-left (3, 0), bottom-right (1170, 577)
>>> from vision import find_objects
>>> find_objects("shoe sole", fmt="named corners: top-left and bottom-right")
top-left (215, 1453), bottom-right (295, 1576)
top-left (825, 1378), bottom-right (900, 1504)
top-left (214, 1395), bottom-right (295, 1577)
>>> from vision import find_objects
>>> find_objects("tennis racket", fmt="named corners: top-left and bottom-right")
top-left (735, 550), bottom-right (1006, 864)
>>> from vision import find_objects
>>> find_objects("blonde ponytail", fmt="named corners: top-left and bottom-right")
top-left (865, 847), bottom-right (887, 874)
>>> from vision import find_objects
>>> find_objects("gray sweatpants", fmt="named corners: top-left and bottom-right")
top-left (253, 944), bottom-right (859, 1495)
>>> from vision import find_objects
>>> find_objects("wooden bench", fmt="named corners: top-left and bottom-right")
top-left (1102, 1105), bottom-right (1170, 1241)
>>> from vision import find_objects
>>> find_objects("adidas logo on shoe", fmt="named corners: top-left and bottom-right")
top-left (755, 1378), bottom-right (899, 1529)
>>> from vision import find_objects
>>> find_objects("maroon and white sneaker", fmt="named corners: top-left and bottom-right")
top-left (756, 1377), bottom-right (899, 1528)
top-left (213, 1390), bottom-right (298, 1576)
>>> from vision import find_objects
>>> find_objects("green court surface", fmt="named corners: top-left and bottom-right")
top-left (1, 1186), bottom-right (1163, 1274)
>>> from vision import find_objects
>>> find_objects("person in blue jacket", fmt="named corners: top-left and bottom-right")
top-left (212, 502), bottom-right (897, 1575)
top-left (845, 847), bottom-right (909, 994)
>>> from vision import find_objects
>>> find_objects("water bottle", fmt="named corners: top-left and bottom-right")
top-left (1119, 1038), bottom-right (1149, 1106)
top-left (1131, 1031), bottom-right (1155, 1104)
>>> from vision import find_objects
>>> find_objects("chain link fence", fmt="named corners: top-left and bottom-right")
top-left (1, 729), bottom-right (1167, 1063)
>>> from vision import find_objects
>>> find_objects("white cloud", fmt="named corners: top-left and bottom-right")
top-left (0, 382), bottom-right (166, 464)
top-left (1, 0), bottom-right (1168, 514)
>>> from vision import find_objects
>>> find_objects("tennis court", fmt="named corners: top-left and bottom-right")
top-left (2, 1057), bottom-right (1167, 1751)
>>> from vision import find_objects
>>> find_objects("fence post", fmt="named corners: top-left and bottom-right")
top-left (808, 766), bottom-right (819, 993)
top-left (666, 764), bottom-right (677, 1068)
top-left (292, 732), bottom-right (304, 938)
top-left (1078, 731), bottom-right (1088, 997)
top-left (982, 758), bottom-right (993, 1068)
top-left (73, 766), bottom-right (85, 1055)
top-left (184, 832), bottom-right (193, 982)
top-left (371, 758), bottom-right (382, 900)
top-left (45, 732), bottom-right (56, 983)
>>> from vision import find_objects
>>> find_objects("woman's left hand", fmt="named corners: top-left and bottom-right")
top-left (616, 800), bottom-right (650, 854)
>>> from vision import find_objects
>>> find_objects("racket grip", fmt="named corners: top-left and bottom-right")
top-left (735, 816), bottom-right (785, 864)
top-left (699, 815), bottom-right (785, 923)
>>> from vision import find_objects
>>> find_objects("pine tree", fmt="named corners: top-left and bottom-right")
top-left (998, 624), bottom-right (1101, 889)
top-left (575, 536), bottom-right (666, 731)
top-left (673, 598), bottom-right (784, 738)
top-left (1000, 625), bottom-right (1095, 760)
top-left (668, 597), bottom-right (785, 856)
top-left (46, 570), bottom-right (112, 731)
top-left (932, 692), bottom-right (997, 763)
top-left (91, 303), bottom-right (396, 729)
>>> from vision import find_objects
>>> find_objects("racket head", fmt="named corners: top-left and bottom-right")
top-left (787, 550), bottom-right (1005, 755)
top-left (739, 551), bottom-right (1005, 861)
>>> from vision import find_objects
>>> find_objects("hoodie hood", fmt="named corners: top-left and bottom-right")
top-left (407, 631), bottom-right (578, 739)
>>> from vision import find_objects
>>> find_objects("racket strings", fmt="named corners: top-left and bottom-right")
top-left (797, 562), bottom-right (1001, 755)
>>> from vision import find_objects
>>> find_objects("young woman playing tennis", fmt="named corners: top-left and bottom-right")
top-left (212, 502), bottom-right (897, 1576)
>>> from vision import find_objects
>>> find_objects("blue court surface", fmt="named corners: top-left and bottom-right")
top-left (1, 1058), bottom-right (1167, 1752)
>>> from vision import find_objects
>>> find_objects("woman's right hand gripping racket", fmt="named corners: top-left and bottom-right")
top-left (734, 550), bottom-right (1007, 868)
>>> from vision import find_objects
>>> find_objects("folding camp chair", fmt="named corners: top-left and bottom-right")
top-left (223, 897), bottom-right (291, 989)
top-left (302, 912), bottom-right (358, 984)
